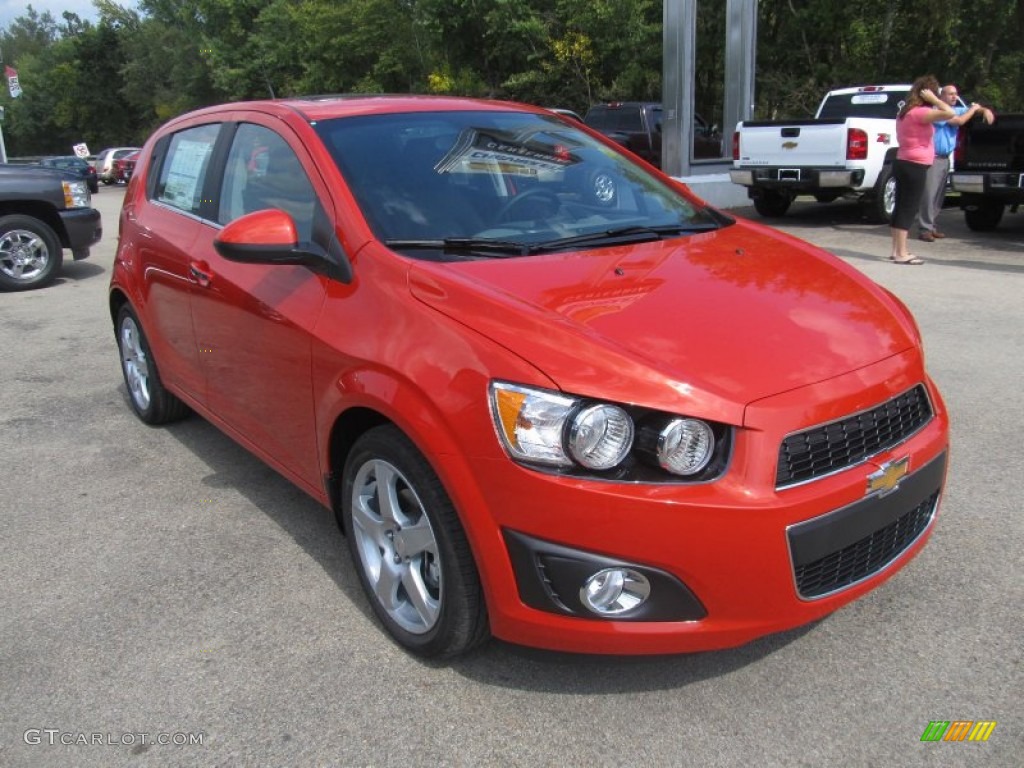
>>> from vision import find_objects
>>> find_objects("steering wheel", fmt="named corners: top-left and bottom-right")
top-left (494, 187), bottom-right (561, 223)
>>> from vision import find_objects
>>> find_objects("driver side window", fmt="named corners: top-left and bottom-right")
top-left (219, 124), bottom-right (317, 241)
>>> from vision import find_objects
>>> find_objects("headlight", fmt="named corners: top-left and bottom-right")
top-left (656, 418), bottom-right (714, 475)
top-left (492, 382), bottom-right (634, 469)
top-left (62, 180), bottom-right (91, 209)
top-left (567, 403), bottom-right (634, 470)
top-left (490, 382), bottom-right (576, 466)
top-left (490, 380), bottom-right (729, 480)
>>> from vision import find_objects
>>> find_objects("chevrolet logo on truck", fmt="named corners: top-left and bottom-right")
top-left (781, 141), bottom-right (798, 150)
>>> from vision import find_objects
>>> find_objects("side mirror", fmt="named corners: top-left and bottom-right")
top-left (214, 209), bottom-right (352, 283)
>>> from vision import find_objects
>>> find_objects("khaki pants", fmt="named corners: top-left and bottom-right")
top-left (916, 155), bottom-right (950, 234)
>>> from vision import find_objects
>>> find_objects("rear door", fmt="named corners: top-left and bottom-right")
top-left (130, 122), bottom-right (222, 401)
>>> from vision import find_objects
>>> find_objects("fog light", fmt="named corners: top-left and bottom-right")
top-left (580, 568), bottom-right (651, 615)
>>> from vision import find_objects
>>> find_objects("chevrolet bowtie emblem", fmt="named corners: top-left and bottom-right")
top-left (782, 141), bottom-right (798, 149)
top-left (867, 457), bottom-right (910, 496)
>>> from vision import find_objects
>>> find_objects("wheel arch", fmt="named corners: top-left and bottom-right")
top-left (109, 287), bottom-right (131, 327)
top-left (324, 405), bottom-right (392, 516)
top-left (321, 371), bottom-right (510, 608)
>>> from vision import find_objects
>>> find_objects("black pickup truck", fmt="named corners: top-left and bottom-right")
top-left (0, 163), bottom-right (102, 290)
top-left (950, 113), bottom-right (1024, 230)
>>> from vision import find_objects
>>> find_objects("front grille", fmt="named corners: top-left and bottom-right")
top-left (777, 385), bottom-right (933, 488)
top-left (794, 490), bottom-right (938, 598)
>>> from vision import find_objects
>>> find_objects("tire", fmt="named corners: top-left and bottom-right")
top-left (964, 202), bottom-right (1004, 231)
top-left (866, 165), bottom-right (896, 224)
top-left (0, 214), bottom-right (63, 292)
top-left (340, 425), bottom-right (488, 658)
top-left (752, 190), bottom-right (792, 218)
top-left (115, 305), bottom-right (191, 425)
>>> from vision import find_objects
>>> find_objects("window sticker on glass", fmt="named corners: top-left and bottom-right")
top-left (163, 140), bottom-right (214, 209)
top-left (851, 94), bottom-right (890, 105)
top-left (436, 129), bottom-right (581, 177)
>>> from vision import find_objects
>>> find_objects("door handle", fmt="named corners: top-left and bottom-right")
top-left (189, 262), bottom-right (211, 288)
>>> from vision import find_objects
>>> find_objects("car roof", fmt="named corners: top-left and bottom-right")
top-left (164, 94), bottom-right (547, 127)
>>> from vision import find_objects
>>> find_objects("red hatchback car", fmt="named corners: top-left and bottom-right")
top-left (109, 96), bottom-right (949, 658)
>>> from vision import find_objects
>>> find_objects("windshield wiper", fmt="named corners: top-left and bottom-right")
top-left (525, 223), bottom-right (721, 253)
top-left (384, 238), bottom-right (529, 257)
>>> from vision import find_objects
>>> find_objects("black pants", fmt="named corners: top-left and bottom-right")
top-left (892, 158), bottom-right (930, 231)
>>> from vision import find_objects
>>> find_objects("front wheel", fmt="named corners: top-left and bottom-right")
top-left (340, 425), bottom-right (488, 658)
top-left (0, 214), bottom-right (63, 291)
top-left (115, 305), bottom-right (191, 425)
top-left (752, 190), bottom-right (793, 218)
top-left (964, 202), bottom-right (1004, 231)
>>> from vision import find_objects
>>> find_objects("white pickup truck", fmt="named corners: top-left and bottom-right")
top-left (730, 84), bottom-right (910, 222)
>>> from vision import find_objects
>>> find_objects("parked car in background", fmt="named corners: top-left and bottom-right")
top-left (584, 102), bottom-right (723, 168)
top-left (94, 146), bottom-right (141, 185)
top-left (39, 155), bottom-right (99, 193)
top-left (109, 95), bottom-right (949, 659)
top-left (950, 112), bottom-right (1024, 230)
top-left (0, 164), bottom-right (101, 290)
top-left (730, 84), bottom-right (912, 222)
top-left (113, 150), bottom-right (140, 184)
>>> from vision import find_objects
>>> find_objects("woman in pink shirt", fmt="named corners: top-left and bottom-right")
top-left (890, 75), bottom-right (955, 264)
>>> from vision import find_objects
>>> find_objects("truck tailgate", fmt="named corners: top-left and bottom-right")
top-left (958, 114), bottom-right (1024, 171)
top-left (737, 119), bottom-right (848, 167)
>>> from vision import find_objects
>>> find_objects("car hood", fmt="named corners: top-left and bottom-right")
top-left (407, 220), bottom-right (917, 425)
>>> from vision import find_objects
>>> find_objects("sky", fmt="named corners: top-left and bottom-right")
top-left (0, 1), bottom-right (139, 31)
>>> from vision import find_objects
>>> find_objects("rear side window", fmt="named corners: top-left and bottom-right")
top-left (154, 124), bottom-right (220, 215)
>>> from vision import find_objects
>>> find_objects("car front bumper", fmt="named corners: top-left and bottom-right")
top-left (59, 207), bottom-right (102, 259)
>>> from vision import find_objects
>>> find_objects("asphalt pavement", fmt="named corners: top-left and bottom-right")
top-left (1, 187), bottom-right (1021, 767)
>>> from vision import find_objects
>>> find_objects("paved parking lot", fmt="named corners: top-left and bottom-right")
top-left (1, 187), bottom-right (1020, 767)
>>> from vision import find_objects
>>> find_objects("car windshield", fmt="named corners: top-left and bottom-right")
top-left (314, 110), bottom-right (723, 259)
